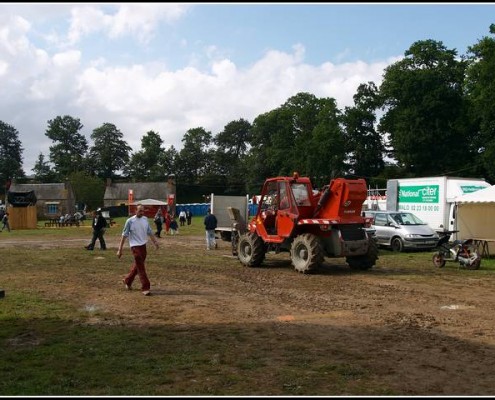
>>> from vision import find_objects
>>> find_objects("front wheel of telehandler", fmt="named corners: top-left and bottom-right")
top-left (237, 232), bottom-right (266, 267)
top-left (290, 233), bottom-right (324, 274)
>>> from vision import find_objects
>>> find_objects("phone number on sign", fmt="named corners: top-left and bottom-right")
top-left (399, 204), bottom-right (440, 212)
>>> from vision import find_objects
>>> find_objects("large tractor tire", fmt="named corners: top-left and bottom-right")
top-left (290, 233), bottom-right (324, 274)
top-left (347, 237), bottom-right (378, 270)
top-left (237, 232), bottom-right (266, 268)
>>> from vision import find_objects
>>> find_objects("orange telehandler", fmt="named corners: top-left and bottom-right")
top-left (231, 172), bottom-right (378, 273)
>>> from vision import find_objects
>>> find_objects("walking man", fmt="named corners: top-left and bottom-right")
top-left (117, 204), bottom-right (159, 296)
top-left (85, 209), bottom-right (107, 250)
top-left (204, 208), bottom-right (217, 250)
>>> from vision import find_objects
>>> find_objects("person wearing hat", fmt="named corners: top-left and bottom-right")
top-left (85, 209), bottom-right (108, 250)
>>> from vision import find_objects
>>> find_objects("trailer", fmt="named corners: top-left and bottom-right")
top-left (210, 193), bottom-right (249, 242)
top-left (386, 176), bottom-right (490, 238)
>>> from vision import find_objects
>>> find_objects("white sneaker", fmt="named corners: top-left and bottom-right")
top-left (122, 279), bottom-right (131, 290)
top-left (142, 290), bottom-right (151, 296)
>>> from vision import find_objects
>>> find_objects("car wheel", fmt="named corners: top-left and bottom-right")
top-left (391, 237), bottom-right (404, 252)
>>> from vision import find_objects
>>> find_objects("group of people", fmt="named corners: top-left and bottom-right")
top-left (153, 208), bottom-right (193, 237)
top-left (81, 204), bottom-right (217, 297)
top-left (178, 209), bottom-right (193, 226)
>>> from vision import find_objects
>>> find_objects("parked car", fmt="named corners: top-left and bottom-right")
top-left (363, 210), bottom-right (440, 252)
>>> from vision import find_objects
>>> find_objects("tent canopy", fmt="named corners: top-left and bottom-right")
top-left (7, 190), bottom-right (37, 207)
top-left (454, 185), bottom-right (495, 203)
top-left (130, 198), bottom-right (168, 206)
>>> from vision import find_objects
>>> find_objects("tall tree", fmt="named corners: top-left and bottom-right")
top-left (213, 118), bottom-right (252, 193)
top-left (127, 130), bottom-right (168, 181)
top-left (0, 121), bottom-right (25, 192)
top-left (176, 127), bottom-right (213, 185)
top-left (32, 152), bottom-right (57, 183)
top-left (158, 146), bottom-right (178, 178)
top-left (0, 121), bottom-right (25, 189)
top-left (88, 123), bottom-right (132, 179)
top-left (248, 107), bottom-right (294, 187)
top-left (68, 171), bottom-right (105, 211)
top-left (45, 115), bottom-right (88, 178)
top-left (247, 92), bottom-right (346, 189)
top-left (343, 82), bottom-right (385, 178)
top-left (465, 23), bottom-right (495, 181)
top-left (378, 40), bottom-right (472, 176)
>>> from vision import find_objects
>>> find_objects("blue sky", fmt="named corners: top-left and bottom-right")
top-left (1, 3), bottom-right (494, 173)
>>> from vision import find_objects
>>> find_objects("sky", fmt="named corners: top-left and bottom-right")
top-left (1, 2), bottom-right (495, 174)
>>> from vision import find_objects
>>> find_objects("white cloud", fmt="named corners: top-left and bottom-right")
top-left (69, 45), bottom-right (391, 157)
top-left (67, 3), bottom-right (191, 45)
top-left (0, 4), bottom-right (396, 174)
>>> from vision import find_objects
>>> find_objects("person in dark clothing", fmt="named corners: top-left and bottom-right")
top-left (85, 209), bottom-right (107, 250)
top-left (1, 212), bottom-right (10, 232)
top-left (203, 208), bottom-right (218, 250)
top-left (186, 209), bottom-right (193, 225)
top-left (154, 208), bottom-right (164, 238)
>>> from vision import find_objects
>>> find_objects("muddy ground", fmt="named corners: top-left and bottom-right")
top-left (2, 232), bottom-right (495, 396)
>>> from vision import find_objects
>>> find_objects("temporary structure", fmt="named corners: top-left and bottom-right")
top-left (129, 199), bottom-right (169, 218)
top-left (130, 199), bottom-right (169, 206)
top-left (454, 185), bottom-right (495, 254)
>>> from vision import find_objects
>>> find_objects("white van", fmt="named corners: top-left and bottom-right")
top-left (363, 210), bottom-right (439, 252)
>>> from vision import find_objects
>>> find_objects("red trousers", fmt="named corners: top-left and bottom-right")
top-left (124, 244), bottom-right (150, 291)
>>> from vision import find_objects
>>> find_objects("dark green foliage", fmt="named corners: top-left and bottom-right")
top-left (68, 171), bottom-right (105, 210)
top-left (45, 115), bottom-right (88, 179)
top-left (126, 130), bottom-right (171, 182)
top-left (465, 24), bottom-right (495, 181)
top-left (378, 40), bottom-right (475, 176)
top-left (343, 82), bottom-right (385, 178)
top-left (0, 121), bottom-right (25, 191)
top-left (32, 153), bottom-right (57, 183)
top-left (88, 123), bottom-right (132, 179)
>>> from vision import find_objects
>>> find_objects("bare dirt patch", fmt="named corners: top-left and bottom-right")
top-left (3, 233), bottom-right (495, 395)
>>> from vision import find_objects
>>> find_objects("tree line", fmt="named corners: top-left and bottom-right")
top-left (1, 25), bottom-right (495, 207)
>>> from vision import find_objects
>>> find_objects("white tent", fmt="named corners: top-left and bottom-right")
top-left (454, 185), bottom-right (495, 254)
top-left (130, 198), bottom-right (168, 206)
top-left (454, 184), bottom-right (495, 204)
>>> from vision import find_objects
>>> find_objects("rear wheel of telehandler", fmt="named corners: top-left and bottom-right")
top-left (347, 237), bottom-right (378, 270)
top-left (237, 232), bottom-right (266, 267)
top-left (290, 233), bottom-right (324, 274)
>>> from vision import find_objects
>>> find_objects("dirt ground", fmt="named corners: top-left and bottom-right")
top-left (3, 232), bottom-right (495, 395)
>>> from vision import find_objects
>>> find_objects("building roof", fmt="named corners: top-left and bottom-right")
top-left (104, 182), bottom-right (169, 202)
top-left (9, 182), bottom-right (73, 200)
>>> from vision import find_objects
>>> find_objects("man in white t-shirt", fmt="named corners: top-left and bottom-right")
top-left (117, 204), bottom-right (159, 296)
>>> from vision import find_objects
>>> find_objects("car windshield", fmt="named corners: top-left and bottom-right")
top-left (389, 212), bottom-right (425, 225)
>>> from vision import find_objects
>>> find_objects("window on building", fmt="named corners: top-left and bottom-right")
top-left (46, 203), bottom-right (59, 214)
